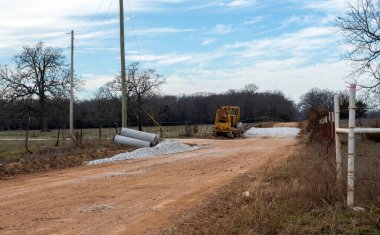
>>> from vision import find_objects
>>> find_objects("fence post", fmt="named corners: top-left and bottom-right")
top-left (56, 117), bottom-right (61, 147)
top-left (25, 117), bottom-right (32, 154)
top-left (114, 122), bottom-right (118, 140)
top-left (160, 126), bottom-right (163, 139)
top-left (80, 127), bottom-right (83, 145)
top-left (99, 119), bottom-right (102, 142)
top-left (347, 84), bottom-right (356, 207)
top-left (334, 95), bottom-right (342, 181)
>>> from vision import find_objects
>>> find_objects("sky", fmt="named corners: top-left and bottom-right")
top-left (0, 0), bottom-right (351, 101)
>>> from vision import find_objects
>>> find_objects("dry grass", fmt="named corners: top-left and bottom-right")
top-left (164, 138), bottom-right (380, 235)
top-left (0, 140), bottom-right (131, 178)
top-left (0, 124), bottom-right (216, 140)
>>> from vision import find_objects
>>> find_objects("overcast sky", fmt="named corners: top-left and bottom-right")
top-left (0, 0), bottom-right (350, 101)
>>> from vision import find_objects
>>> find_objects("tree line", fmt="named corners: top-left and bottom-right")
top-left (0, 85), bottom-right (299, 130)
top-left (0, 42), bottom-right (378, 131)
top-left (3, 0), bottom-right (380, 130)
top-left (0, 43), bottom-right (299, 130)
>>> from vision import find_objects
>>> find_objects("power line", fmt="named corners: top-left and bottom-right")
top-left (75, 0), bottom-right (107, 33)
top-left (74, 38), bottom-right (116, 78)
top-left (76, 0), bottom-right (116, 48)
top-left (0, 0), bottom-right (110, 43)
top-left (126, 0), bottom-right (143, 64)
top-left (0, 32), bottom-right (67, 42)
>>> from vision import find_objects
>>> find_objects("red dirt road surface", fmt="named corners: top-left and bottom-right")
top-left (0, 138), bottom-right (296, 235)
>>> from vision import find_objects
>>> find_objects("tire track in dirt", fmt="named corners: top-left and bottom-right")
top-left (0, 138), bottom-right (296, 235)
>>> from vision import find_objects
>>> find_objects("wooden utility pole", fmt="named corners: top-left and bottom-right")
top-left (119, 0), bottom-right (128, 127)
top-left (70, 30), bottom-right (74, 134)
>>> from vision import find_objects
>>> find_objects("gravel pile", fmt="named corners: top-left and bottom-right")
top-left (87, 139), bottom-right (200, 165)
top-left (244, 127), bottom-right (300, 138)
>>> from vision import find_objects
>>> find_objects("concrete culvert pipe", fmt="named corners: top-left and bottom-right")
top-left (114, 135), bottom-right (151, 148)
top-left (120, 128), bottom-right (159, 146)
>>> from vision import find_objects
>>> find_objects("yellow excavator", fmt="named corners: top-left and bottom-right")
top-left (214, 106), bottom-right (242, 138)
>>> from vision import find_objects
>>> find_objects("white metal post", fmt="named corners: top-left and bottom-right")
top-left (347, 84), bottom-right (356, 207)
top-left (334, 95), bottom-right (342, 181)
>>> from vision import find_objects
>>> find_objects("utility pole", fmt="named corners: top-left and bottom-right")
top-left (119, 0), bottom-right (128, 127)
top-left (70, 30), bottom-right (74, 134)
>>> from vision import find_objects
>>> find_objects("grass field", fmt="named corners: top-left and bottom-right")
top-left (0, 124), bottom-right (215, 177)
top-left (0, 124), bottom-right (215, 140)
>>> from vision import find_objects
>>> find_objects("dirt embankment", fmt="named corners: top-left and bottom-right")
top-left (0, 137), bottom-right (296, 235)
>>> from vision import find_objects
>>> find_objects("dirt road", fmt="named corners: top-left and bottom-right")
top-left (0, 137), bottom-right (296, 235)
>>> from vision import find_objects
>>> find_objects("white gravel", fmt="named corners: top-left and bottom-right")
top-left (243, 127), bottom-right (300, 138)
top-left (87, 139), bottom-right (200, 165)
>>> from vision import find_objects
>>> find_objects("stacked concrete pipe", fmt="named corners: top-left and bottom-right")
top-left (114, 128), bottom-right (159, 148)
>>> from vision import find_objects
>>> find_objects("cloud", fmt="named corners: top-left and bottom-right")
top-left (162, 60), bottom-right (348, 100)
top-left (0, 0), bottom-right (120, 57)
top-left (210, 24), bottom-right (234, 34)
top-left (0, 0), bottom-right (194, 58)
top-left (82, 74), bottom-right (114, 89)
top-left (0, 0), bottom-right (351, 101)
top-left (133, 27), bottom-right (195, 36)
top-left (201, 38), bottom-right (217, 45)
top-left (282, 15), bottom-right (315, 26)
top-left (243, 16), bottom-right (264, 25)
top-left (114, 24), bottom-right (345, 101)
top-left (126, 53), bottom-right (193, 65)
top-left (300, 0), bottom-right (346, 13)
top-left (141, 25), bottom-right (347, 100)
top-left (221, 0), bottom-right (256, 7)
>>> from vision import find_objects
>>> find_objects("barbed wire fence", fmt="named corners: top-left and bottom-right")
top-left (316, 96), bottom-right (380, 206)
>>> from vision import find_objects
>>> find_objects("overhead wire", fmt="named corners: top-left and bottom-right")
top-left (74, 0), bottom-right (145, 83)
top-left (1, 0), bottom-right (112, 51)
top-left (1, 0), bottom-right (109, 45)
top-left (72, 0), bottom-right (119, 85)
top-left (126, 0), bottom-right (143, 65)
top-left (74, 38), bottom-right (115, 78)
top-left (75, 0), bottom-right (107, 33)
top-left (76, 0), bottom-right (116, 49)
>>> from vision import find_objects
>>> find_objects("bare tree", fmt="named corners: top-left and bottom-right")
top-left (128, 62), bottom-right (165, 130)
top-left (298, 88), bottom-right (334, 117)
top-left (0, 42), bottom-right (76, 131)
top-left (242, 83), bottom-right (259, 94)
top-left (336, 0), bottom-right (380, 95)
top-left (96, 62), bottom-right (165, 130)
top-left (95, 76), bottom-right (123, 100)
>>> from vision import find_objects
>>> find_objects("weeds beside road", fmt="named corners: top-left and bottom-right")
top-left (166, 137), bottom-right (380, 235)
top-left (0, 138), bottom-right (294, 234)
top-left (0, 140), bottom-right (131, 178)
